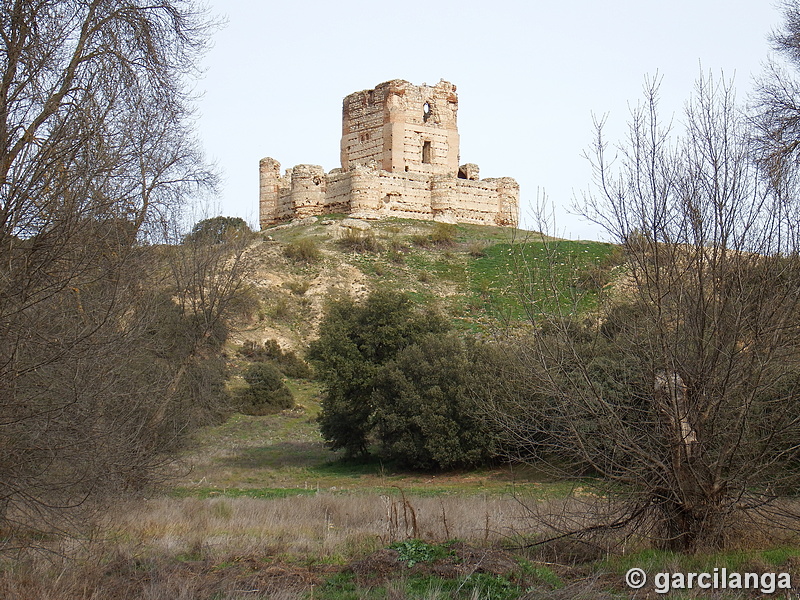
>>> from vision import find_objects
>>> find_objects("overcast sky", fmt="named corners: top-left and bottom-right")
top-left (193, 1), bottom-right (785, 240)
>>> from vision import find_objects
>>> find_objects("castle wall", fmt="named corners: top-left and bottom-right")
top-left (375, 171), bottom-right (433, 220)
top-left (485, 177), bottom-right (521, 227)
top-left (291, 164), bottom-right (326, 217)
top-left (260, 79), bottom-right (519, 229)
top-left (259, 162), bottom-right (519, 227)
top-left (390, 80), bottom-right (459, 177)
top-left (341, 86), bottom-right (388, 171)
top-left (401, 128), bottom-right (454, 176)
top-left (259, 158), bottom-right (294, 228)
top-left (450, 178), bottom-right (520, 226)
top-left (324, 170), bottom-right (352, 212)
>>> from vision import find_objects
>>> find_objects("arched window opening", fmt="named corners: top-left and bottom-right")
top-left (423, 102), bottom-right (431, 122)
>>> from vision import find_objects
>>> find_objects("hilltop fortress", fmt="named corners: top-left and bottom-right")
top-left (259, 79), bottom-right (519, 229)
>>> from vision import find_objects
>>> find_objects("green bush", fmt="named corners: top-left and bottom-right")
top-left (309, 290), bottom-right (498, 469)
top-left (308, 290), bottom-right (449, 457)
top-left (238, 362), bottom-right (294, 415)
top-left (373, 333), bottom-right (499, 470)
top-left (390, 539), bottom-right (455, 567)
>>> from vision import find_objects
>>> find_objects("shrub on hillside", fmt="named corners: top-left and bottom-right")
top-left (238, 339), bottom-right (312, 379)
top-left (576, 245), bottom-right (625, 292)
top-left (283, 278), bottom-right (310, 295)
top-left (337, 227), bottom-right (382, 252)
top-left (283, 237), bottom-right (321, 263)
top-left (239, 362), bottom-right (294, 415)
top-left (467, 240), bottom-right (489, 258)
top-left (410, 222), bottom-right (457, 248)
top-left (430, 222), bottom-right (458, 246)
top-left (308, 291), bottom-right (449, 457)
top-left (185, 216), bottom-right (253, 244)
top-left (386, 243), bottom-right (407, 264)
top-left (372, 333), bottom-right (499, 470)
top-left (308, 290), bottom-right (498, 469)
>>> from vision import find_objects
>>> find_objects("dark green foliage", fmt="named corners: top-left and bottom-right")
top-left (389, 539), bottom-right (455, 567)
top-left (238, 339), bottom-right (312, 378)
top-left (316, 570), bottom-right (523, 600)
top-left (184, 216), bottom-right (252, 244)
top-left (239, 362), bottom-right (294, 415)
top-left (308, 290), bottom-right (449, 457)
top-left (309, 290), bottom-right (497, 469)
top-left (373, 333), bottom-right (499, 470)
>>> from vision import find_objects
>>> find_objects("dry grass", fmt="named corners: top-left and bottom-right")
top-left (106, 493), bottom-right (531, 561)
top-left (5, 493), bottom-right (800, 598)
top-left (0, 493), bottom-right (537, 599)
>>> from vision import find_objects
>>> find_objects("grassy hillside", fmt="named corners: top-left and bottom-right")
top-left (235, 215), bottom-right (620, 350)
top-left (215, 214), bottom-right (622, 492)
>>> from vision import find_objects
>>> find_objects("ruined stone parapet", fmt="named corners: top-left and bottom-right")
top-left (458, 163), bottom-right (480, 181)
top-left (431, 175), bottom-right (457, 217)
top-left (348, 164), bottom-right (383, 217)
top-left (484, 177), bottom-right (520, 227)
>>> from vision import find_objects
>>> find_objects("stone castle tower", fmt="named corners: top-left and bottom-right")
top-left (259, 79), bottom-right (519, 229)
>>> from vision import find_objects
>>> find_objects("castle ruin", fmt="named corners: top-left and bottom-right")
top-left (259, 79), bottom-right (519, 229)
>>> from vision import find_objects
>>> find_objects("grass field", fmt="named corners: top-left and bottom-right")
top-left (174, 379), bottom-right (572, 498)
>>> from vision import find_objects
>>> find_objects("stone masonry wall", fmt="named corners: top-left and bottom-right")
top-left (259, 79), bottom-right (519, 230)
top-left (340, 79), bottom-right (460, 177)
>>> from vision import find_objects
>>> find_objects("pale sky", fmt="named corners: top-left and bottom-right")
top-left (194, 1), bottom-right (785, 240)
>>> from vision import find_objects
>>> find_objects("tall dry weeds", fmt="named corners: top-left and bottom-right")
top-left (1, 492), bottom-right (542, 599)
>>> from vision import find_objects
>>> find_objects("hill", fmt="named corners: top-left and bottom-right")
top-left (233, 214), bottom-right (620, 352)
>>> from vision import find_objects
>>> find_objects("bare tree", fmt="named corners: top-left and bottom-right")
top-left (0, 1), bottom-right (223, 541)
top-left (753, 0), bottom-right (800, 233)
top-left (490, 75), bottom-right (800, 553)
top-left (153, 220), bottom-right (257, 433)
